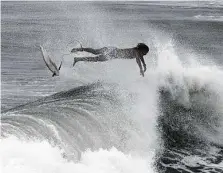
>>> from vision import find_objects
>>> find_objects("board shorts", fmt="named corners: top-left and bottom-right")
top-left (99, 47), bottom-right (118, 60)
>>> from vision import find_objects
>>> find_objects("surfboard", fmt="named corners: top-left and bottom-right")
top-left (40, 45), bottom-right (62, 77)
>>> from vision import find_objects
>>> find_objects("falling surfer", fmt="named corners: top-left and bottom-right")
top-left (39, 45), bottom-right (62, 77)
top-left (71, 43), bottom-right (149, 77)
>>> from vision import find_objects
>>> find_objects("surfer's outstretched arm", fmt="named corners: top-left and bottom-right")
top-left (73, 55), bottom-right (107, 66)
top-left (140, 56), bottom-right (146, 72)
top-left (71, 48), bottom-right (101, 55)
top-left (136, 56), bottom-right (144, 77)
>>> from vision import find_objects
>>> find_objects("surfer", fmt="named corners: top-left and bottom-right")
top-left (71, 43), bottom-right (149, 77)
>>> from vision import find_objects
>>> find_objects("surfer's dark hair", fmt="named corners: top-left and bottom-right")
top-left (136, 43), bottom-right (149, 54)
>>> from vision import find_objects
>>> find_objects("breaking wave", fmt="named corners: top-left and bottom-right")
top-left (2, 33), bottom-right (223, 173)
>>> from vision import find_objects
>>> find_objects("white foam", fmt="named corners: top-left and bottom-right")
top-left (154, 38), bottom-right (223, 145)
top-left (1, 137), bottom-right (155, 173)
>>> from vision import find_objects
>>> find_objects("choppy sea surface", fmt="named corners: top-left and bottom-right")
top-left (1, 1), bottom-right (223, 173)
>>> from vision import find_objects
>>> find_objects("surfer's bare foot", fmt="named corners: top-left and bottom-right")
top-left (73, 58), bottom-right (78, 66)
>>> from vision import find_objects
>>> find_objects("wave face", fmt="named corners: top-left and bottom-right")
top-left (1, 1), bottom-right (223, 173)
top-left (1, 82), bottom-right (158, 172)
top-left (2, 83), bottom-right (145, 158)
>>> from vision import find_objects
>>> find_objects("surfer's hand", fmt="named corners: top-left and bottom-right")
top-left (140, 70), bottom-right (144, 77)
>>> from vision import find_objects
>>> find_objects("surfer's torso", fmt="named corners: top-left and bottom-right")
top-left (99, 47), bottom-right (139, 60)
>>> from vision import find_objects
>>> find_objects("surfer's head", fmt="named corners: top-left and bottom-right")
top-left (136, 43), bottom-right (149, 55)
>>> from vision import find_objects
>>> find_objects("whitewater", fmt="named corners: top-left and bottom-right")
top-left (1, 1), bottom-right (223, 173)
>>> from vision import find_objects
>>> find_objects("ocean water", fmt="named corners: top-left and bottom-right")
top-left (1, 1), bottom-right (223, 173)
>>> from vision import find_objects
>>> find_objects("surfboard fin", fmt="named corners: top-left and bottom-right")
top-left (58, 61), bottom-right (62, 70)
top-left (52, 73), bottom-right (56, 77)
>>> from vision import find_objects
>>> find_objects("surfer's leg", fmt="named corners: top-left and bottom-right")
top-left (71, 48), bottom-right (83, 53)
top-left (71, 48), bottom-right (101, 55)
top-left (73, 55), bottom-right (107, 66)
top-left (82, 48), bottom-right (101, 55)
